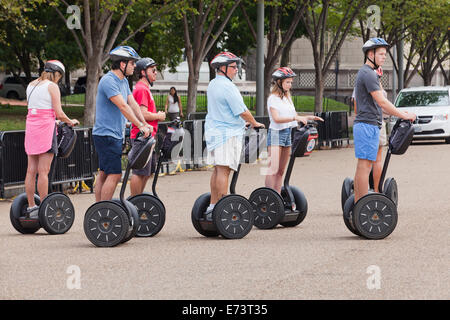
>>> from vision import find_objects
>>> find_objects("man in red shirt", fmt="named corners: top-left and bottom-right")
top-left (130, 57), bottom-right (166, 196)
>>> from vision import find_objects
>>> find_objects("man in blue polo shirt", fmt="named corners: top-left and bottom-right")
top-left (93, 46), bottom-right (152, 202)
top-left (204, 52), bottom-right (264, 218)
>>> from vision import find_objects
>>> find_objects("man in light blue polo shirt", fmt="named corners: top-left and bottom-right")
top-left (204, 52), bottom-right (264, 217)
top-left (93, 46), bottom-right (151, 202)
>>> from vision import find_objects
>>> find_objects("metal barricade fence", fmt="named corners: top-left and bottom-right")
top-left (314, 111), bottom-right (349, 148)
top-left (0, 127), bottom-right (97, 198)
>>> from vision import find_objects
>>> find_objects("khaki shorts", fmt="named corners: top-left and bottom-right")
top-left (207, 135), bottom-right (243, 171)
top-left (379, 121), bottom-right (387, 146)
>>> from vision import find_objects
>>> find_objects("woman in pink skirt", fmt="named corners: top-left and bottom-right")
top-left (24, 60), bottom-right (79, 218)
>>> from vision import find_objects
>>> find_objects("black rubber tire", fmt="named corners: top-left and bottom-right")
top-left (352, 193), bottom-right (398, 240)
top-left (342, 194), bottom-right (361, 236)
top-left (213, 194), bottom-right (254, 239)
top-left (83, 201), bottom-right (130, 247)
top-left (121, 199), bottom-right (139, 244)
top-left (38, 193), bottom-right (75, 234)
top-left (341, 177), bottom-right (354, 212)
top-left (383, 177), bottom-right (398, 206)
top-left (127, 194), bottom-right (166, 237)
top-left (249, 187), bottom-right (285, 229)
top-left (279, 186), bottom-right (308, 227)
top-left (191, 193), bottom-right (220, 237)
top-left (10, 193), bottom-right (41, 234)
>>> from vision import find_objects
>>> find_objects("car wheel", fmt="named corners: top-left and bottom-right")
top-left (445, 137), bottom-right (450, 144)
top-left (6, 91), bottom-right (20, 100)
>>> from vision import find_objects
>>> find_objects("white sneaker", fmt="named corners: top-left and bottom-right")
top-left (27, 205), bottom-right (39, 219)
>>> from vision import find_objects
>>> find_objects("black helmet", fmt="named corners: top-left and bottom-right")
top-left (272, 67), bottom-right (297, 81)
top-left (109, 46), bottom-right (141, 62)
top-left (135, 57), bottom-right (157, 86)
top-left (135, 57), bottom-right (157, 76)
top-left (44, 60), bottom-right (65, 77)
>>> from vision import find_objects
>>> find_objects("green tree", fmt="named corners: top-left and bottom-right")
top-left (180, 0), bottom-right (243, 115)
top-left (51, 0), bottom-right (181, 126)
top-left (302, 0), bottom-right (368, 113)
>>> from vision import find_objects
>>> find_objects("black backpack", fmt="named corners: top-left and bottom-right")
top-left (57, 122), bottom-right (77, 158)
top-left (389, 119), bottom-right (414, 155)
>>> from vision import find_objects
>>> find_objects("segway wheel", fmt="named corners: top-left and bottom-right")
top-left (39, 193), bottom-right (75, 234)
top-left (279, 186), bottom-right (308, 227)
top-left (249, 187), bottom-right (284, 229)
top-left (84, 201), bottom-right (130, 247)
top-left (127, 194), bottom-right (166, 237)
top-left (352, 193), bottom-right (398, 240)
top-left (383, 177), bottom-right (398, 206)
top-left (342, 194), bottom-right (361, 236)
top-left (341, 177), bottom-right (354, 212)
top-left (191, 193), bottom-right (220, 237)
top-left (213, 195), bottom-right (254, 239)
top-left (121, 199), bottom-right (140, 244)
top-left (10, 193), bottom-right (41, 234)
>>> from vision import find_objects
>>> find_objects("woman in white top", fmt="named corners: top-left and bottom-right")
top-left (165, 86), bottom-right (183, 121)
top-left (265, 67), bottom-right (323, 193)
top-left (24, 60), bottom-right (79, 218)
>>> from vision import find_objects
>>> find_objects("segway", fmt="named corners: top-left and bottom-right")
top-left (249, 121), bottom-right (318, 229)
top-left (10, 122), bottom-right (77, 235)
top-left (342, 119), bottom-right (414, 239)
top-left (126, 118), bottom-right (184, 237)
top-left (191, 126), bottom-right (264, 239)
top-left (83, 133), bottom-right (156, 247)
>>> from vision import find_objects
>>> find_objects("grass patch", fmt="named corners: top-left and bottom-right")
top-left (0, 105), bottom-right (85, 131)
top-left (1, 94), bottom-right (350, 131)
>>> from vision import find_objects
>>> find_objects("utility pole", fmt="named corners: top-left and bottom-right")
top-left (256, 0), bottom-right (264, 116)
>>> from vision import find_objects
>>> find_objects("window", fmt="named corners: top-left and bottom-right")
top-left (395, 91), bottom-right (449, 107)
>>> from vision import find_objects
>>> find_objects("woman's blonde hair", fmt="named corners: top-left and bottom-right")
top-left (271, 78), bottom-right (291, 100)
top-left (39, 71), bottom-right (63, 83)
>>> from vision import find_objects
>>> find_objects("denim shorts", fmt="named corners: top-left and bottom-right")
top-left (267, 128), bottom-right (292, 147)
top-left (353, 122), bottom-right (380, 161)
top-left (93, 135), bottom-right (123, 174)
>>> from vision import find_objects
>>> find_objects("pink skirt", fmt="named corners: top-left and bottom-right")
top-left (25, 108), bottom-right (56, 155)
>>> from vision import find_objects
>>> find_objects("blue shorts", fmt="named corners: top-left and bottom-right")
top-left (93, 135), bottom-right (123, 174)
top-left (353, 122), bottom-right (379, 161)
top-left (267, 128), bottom-right (292, 147)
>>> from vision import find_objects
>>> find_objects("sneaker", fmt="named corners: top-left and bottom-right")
top-left (27, 205), bottom-right (39, 219)
top-left (204, 208), bottom-right (213, 222)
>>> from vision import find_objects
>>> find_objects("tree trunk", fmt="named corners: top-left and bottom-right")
top-left (314, 70), bottom-right (324, 113)
top-left (83, 58), bottom-right (101, 127)
top-left (186, 68), bottom-right (200, 116)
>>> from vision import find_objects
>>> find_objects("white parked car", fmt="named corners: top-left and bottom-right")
top-left (389, 86), bottom-right (450, 143)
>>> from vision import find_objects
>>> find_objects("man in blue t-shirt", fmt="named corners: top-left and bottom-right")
top-left (204, 52), bottom-right (264, 219)
top-left (93, 46), bottom-right (152, 201)
top-left (353, 38), bottom-right (416, 203)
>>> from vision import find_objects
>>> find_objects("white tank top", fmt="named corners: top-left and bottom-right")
top-left (26, 80), bottom-right (53, 110)
top-left (168, 95), bottom-right (179, 113)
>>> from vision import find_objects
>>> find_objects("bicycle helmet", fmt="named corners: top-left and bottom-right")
top-left (44, 60), bottom-right (65, 77)
top-left (272, 67), bottom-right (297, 81)
top-left (362, 38), bottom-right (390, 69)
top-left (109, 45), bottom-right (141, 62)
top-left (135, 57), bottom-right (157, 86)
top-left (210, 52), bottom-right (244, 81)
top-left (362, 37), bottom-right (390, 54)
top-left (272, 67), bottom-right (297, 97)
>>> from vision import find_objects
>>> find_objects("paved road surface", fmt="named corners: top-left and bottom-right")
top-left (1, 143), bottom-right (449, 300)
